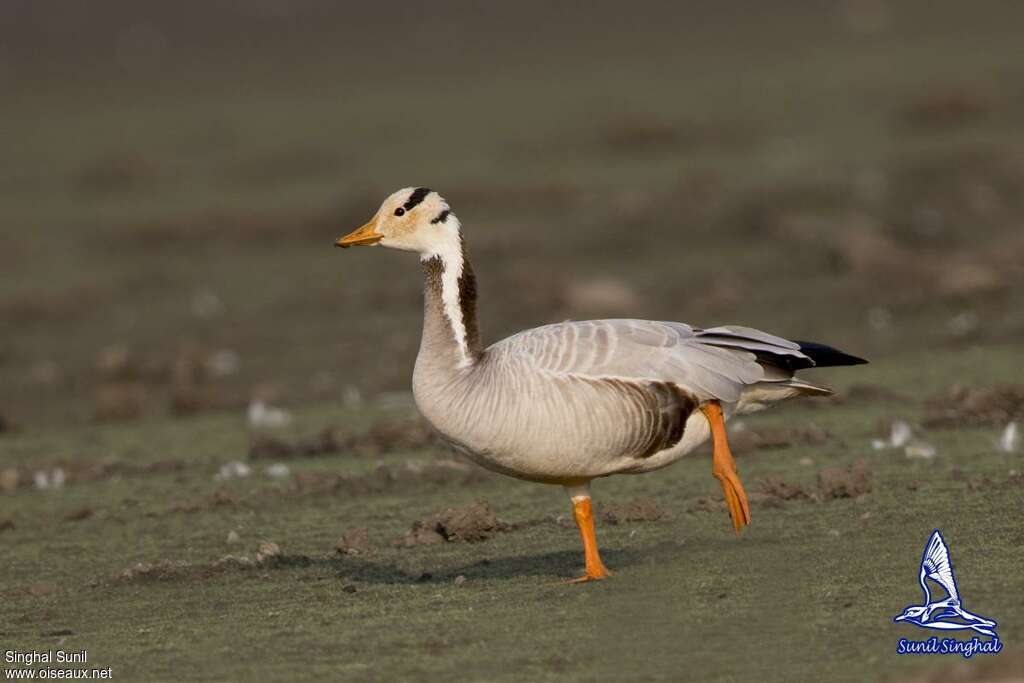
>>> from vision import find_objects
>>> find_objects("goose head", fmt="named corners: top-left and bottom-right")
top-left (335, 187), bottom-right (458, 257)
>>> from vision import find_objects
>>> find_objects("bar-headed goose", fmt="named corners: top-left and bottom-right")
top-left (336, 187), bottom-right (866, 582)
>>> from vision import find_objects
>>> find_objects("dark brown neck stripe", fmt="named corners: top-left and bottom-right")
top-left (456, 250), bottom-right (481, 357)
top-left (421, 241), bottom-right (482, 362)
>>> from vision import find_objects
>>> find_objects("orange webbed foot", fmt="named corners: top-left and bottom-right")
top-left (714, 466), bottom-right (751, 534)
top-left (701, 401), bottom-right (751, 534)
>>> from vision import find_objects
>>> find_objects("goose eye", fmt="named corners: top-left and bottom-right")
top-left (394, 207), bottom-right (405, 217)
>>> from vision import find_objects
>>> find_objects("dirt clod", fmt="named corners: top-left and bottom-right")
top-left (0, 468), bottom-right (19, 493)
top-left (64, 507), bottom-right (94, 522)
top-left (249, 428), bottom-right (341, 461)
top-left (397, 501), bottom-right (507, 546)
top-left (966, 471), bottom-right (1023, 493)
top-left (94, 382), bottom-right (148, 421)
top-left (818, 459), bottom-right (872, 499)
top-left (335, 528), bottom-right (370, 555)
top-left (27, 582), bottom-right (58, 597)
top-left (118, 560), bottom-right (191, 582)
top-left (171, 487), bottom-right (237, 514)
top-left (115, 545), bottom-right (305, 584)
top-left (253, 416), bottom-right (443, 461)
top-left (924, 384), bottom-right (1024, 428)
top-left (346, 415), bottom-right (443, 456)
top-left (212, 555), bottom-right (255, 569)
top-left (759, 476), bottom-right (812, 501)
top-left (1, 458), bottom-right (186, 495)
top-left (255, 542), bottom-right (281, 562)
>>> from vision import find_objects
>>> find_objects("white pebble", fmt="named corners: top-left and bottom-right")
top-left (265, 463), bottom-right (290, 478)
top-left (890, 421), bottom-right (912, 448)
top-left (215, 461), bottom-right (252, 481)
top-left (998, 422), bottom-right (1019, 453)
top-left (905, 442), bottom-right (937, 460)
top-left (33, 468), bottom-right (66, 490)
top-left (247, 400), bottom-right (291, 430)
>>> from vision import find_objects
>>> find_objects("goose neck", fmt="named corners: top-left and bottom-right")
top-left (419, 235), bottom-right (482, 371)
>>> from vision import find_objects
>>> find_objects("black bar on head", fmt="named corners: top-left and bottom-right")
top-left (404, 187), bottom-right (432, 211)
top-left (430, 209), bottom-right (451, 225)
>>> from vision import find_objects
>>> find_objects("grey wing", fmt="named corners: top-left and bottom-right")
top-left (922, 531), bottom-right (959, 602)
top-left (487, 319), bottom-right (814, 403)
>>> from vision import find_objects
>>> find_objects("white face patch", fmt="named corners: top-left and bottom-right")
top-left (375, 189), bottom-right (449, 252)
top-left (419, 217), bottom-right (473, 368)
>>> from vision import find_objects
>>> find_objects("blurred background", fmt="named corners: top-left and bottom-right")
top-left (3, 0), bottom-right (1023, 431)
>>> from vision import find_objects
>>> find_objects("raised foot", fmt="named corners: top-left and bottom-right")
top-left (714, 467), bottom-right (750, 534)
top-left (701, 400), bottom-right (752, 534)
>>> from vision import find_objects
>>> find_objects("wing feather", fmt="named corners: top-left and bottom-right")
top-left (488, 319), bottom-right (813, 403)
top-left (698, 325), bottom-right (802, 350)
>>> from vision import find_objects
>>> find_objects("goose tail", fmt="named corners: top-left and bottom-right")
top-left (735, 378), bottom-right (833, 414)
top-left (793, 340), bottom-right (869, 368)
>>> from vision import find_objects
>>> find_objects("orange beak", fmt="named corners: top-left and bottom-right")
top-left (335, 219), bottom-right (383, 248)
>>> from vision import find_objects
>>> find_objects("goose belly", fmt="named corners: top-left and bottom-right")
top-left (414, 366), bottom-right (712, 483)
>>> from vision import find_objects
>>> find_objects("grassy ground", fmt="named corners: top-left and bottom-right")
top-left (2, 2), bottom-right (1024, 681)
top-left (3, 347), bottom-right (1023, 681)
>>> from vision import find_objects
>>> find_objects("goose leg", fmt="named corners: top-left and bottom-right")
top-left (564, 484), bottom-right (611, 582)
top-left (700, 401), bottom-right (751, 534)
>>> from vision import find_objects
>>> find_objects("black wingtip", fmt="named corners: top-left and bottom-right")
top-left (793, 341), bottom-right (869, 367)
